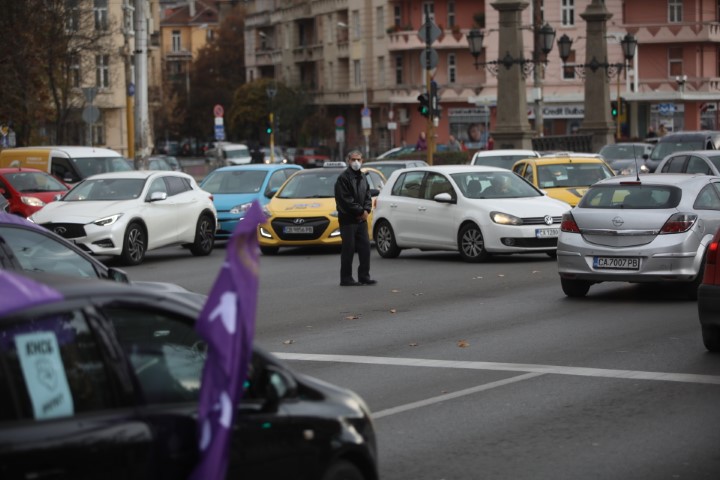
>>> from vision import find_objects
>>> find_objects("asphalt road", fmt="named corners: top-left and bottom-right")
top-left (122, 244), bottom-right (720, 480)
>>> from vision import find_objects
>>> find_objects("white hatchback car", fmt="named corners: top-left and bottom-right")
top-left (557, 174), bottom-right (720, 298)
top-left (372, 166), bottom-right (571, 262)
top-left (30, 171), bottom-right (217, 266)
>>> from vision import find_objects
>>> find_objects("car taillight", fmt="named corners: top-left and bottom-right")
top-left (560, 212), bottom-right (580, 233)
top-left (659, 213), bottom-right (697, 234)
top-left (703, 229), bottom-right (720, 284)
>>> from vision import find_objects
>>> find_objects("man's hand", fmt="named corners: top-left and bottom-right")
top-left (359, 211), bottom-right (369, 221)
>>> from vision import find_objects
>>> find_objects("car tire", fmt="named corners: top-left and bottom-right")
top-left (320, 460), bottom-right (365, 480)
top-left (120, 222), bottom-right (146, 266)
top-left (457, 223), bottom-right (489, 262)
top-left (701, 326), bottom-right (720, 352)
top-left (561, 277), bottom-right (591, 297)
top-left (260, 246), bottom-right (279, 255)
top-left (189, 214), bottom-right (215, 256)
top-left (374, 220), bottom-right (401, 258)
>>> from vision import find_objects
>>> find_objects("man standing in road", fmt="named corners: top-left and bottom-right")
top-left (334, 150), bottom-right (376, 286)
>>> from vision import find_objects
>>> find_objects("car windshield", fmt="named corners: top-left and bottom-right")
top-left (278, 171), bottom-right (339, 198)
top-left (5, 172), bottom-right (68, 192)
top-left (452, 171), bottom-right (542, 199)
top-left (578, 185), bottom-right (681, 209)
top-left (537, 163), bottom-right (614, 189)
top-left (600, 145), bottom-right (644, 160)
top-left (64, 178), bottom-right (145, 201)
top-left (72, 157), bottom-right (134, 177)
top-left (649, 140), bottom-right (705, 160)
top-left (473, 155), bottom-right (533, 167)
top-left (201, 170), bottom-right (267, 194)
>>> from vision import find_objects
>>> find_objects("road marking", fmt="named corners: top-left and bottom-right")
top-left (273, 352), bottom-right (720, 386)
top-left (371, 372), bottom-right (544, 419)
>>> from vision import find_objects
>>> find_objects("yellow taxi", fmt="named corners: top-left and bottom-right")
top-left (257, 162), bottom-right (385, 254)
top-left (511, 153), bottom-right (615, 206)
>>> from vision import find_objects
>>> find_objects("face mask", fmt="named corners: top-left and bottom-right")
top-left (350, 160), bottom-right (361, 171)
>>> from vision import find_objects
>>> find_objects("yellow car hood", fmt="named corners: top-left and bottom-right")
top-left (266, 197), bottom-right (337, 217)
top-left (545, 187), bottom-right (588, 207)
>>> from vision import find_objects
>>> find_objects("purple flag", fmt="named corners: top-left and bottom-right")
top-left (190, 201), bottom-right (265, 480)
top-left (0, 270), bottom-right (64, 317)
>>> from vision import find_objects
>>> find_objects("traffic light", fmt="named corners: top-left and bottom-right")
top-left (417, 93), bottom-right (430, 117)
top-left (266, 122), bottom-right (273, 135)
top-left (611, 101), bottom-right (618, 118)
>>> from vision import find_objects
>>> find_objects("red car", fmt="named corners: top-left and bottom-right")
top-left (292, 146), bottom-right (331, 168)
top-left (0, 167), bottom-right (70, 217)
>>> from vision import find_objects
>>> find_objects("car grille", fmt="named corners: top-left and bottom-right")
top-left (522, 216), bottom-right (562, 225)
top-left (505, 238), bottom-right (558, 248)
top-left (272, 217), bottom-right (329, 241)
top-left (41, 223), bottom-right (86, 239)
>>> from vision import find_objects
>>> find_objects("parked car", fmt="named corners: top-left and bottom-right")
top-left (29, 171), bottom-right (217, 266)
top-left (199, 164), bottom-right (302, 239)
top-left (262, 146), bottom-right (289, 164)
top-left (598, 142), bottom-right (653, 175)
top-left (206, 143), bottom-right (253, 167)
top-left (557, 174), bottom-right (720, 298)
top-left (371, 165), bottom-right (571, 262)
top-left (147, 156), bottom-right (174, 171)
top-left (363, 159), bottom-right (429, 180)
top-left (0, 167), bottom-right (70, 217)
top-left (258, 163), bottom-right (385, 255)
top-left (292, 146), bottom-right (332, 168)
top-left (470, 149), bottom-right (542, 168)
top-left (0, 212), bottom-right (206, 304)
top-left (160, 155), bottom-right (183, 172)
top-left (511, 153), bottom-right (615, 206)
top-left (0, 270), bottom-right (378, 480)
top-left (654, 150), bottom-right (720, 175)
top-left (644, 131), bottom-right (720, 172)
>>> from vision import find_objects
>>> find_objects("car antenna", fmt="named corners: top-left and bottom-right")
top-left (633, 151), bottom-right (641, 182)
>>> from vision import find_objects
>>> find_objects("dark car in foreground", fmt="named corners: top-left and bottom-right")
top-left (0, 271), bottom-right (378, 480)
top-left (698, 226), bottom-right (720, 352)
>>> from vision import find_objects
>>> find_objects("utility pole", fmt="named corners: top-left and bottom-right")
top-left (421, 5), bottom-right (439, 165)
top-left (122, 0), bottom-right (135, 159)
top-left (134, 0), bottom-right (149, 169)
top-left (532, 0), bottom-right (544, 137)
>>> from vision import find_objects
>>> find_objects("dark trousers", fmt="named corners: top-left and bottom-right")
top-left (340, 221), bottom-right (371, 283)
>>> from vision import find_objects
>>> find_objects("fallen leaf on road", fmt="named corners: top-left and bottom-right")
top-left (283, 339), bottom-right (294, 345)
top-left (497, 274), bottom-right (505, 277)
top-left (409, 342), bottom-right (419, 347)
top-left (457, 340), bottom-right (470, 348)
top-left (473, 276), bottom-right (483, 279)
top-left (345, 314), bottom-right (360, 320)
top-left (412, 292), bottom-right (424, 296)
top-left (390, 308), bottom-right (397, 314)
top-left (391, 289), bottom-right (400, 293)
top-left (532, 270), bottom-right (540, 274)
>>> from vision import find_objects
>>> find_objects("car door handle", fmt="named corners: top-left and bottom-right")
top-left (417, 206), bottom-right (426, 212)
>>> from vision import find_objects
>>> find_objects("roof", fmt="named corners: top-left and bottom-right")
top-left (402, 165), bottom-right (511, 174)
top-left (598, 173), bottom-right (715, 186)
top-left (524, 156), bottom-right (607, 165)
top-left (1, 146), bottom-right (122, 158)
top-left (0, 167), bottom-right (45, 174)
top-left (473, 149), bottom-right (540, 157)
top-left (213, 164), bottom-right (301, 173)
top-left (161, 0), bottom-right (219, 26)
top-left (88, 170), bottom-right (195, 181)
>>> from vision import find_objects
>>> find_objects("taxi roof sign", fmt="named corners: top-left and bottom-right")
top-left (323, 161), bottom-right (346, 167)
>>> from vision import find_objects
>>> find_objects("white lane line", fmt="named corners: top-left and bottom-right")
top-left (371, 372), bottom-right (544, 419)
top-left (272, 352), bottom-right (720, 385)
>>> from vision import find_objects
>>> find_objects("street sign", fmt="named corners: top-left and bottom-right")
top-left (213, 104), bottom-right (224, 118)
top-left (417, 20), bottom-right (442, 44)
top-left (420, 48), bottom-right (438, 70)
top-left (214, 124), bottom-right (225, 141)
top-left (335, 116), bottom-right (345, 128)
top-left (82, 87), bottom-right (97, 104)
top-left (335, 129), bottom-right (345, 143)
top-left (128, 83), bottom-right (135, 97)
top-left (361, 116), bottom-right (372, 130)
top-left (214, 117), bottom-right (224, 126)
top-left (388, 122), bottom-right (397, 130)
top-left (82, 105), bottom-right (100, 124)
top-left (361, 107), bottom-right (370, 117)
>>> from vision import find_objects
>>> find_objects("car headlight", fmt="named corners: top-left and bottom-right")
top-left (490, 211), bottom-right (523, 225)
top-left (262, 205), bottom-right (273, 218)
top-left (230, 202), bottom-right (253, 215)
top-left (93, 214), bottom-right (123, 227)
top-left (21, 196), bottom-right (45, 207)
top-left (639, 164), bottom-right (650, 173)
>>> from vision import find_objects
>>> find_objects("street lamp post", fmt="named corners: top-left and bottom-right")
top-left (466, 0), bottom-right (556, 150)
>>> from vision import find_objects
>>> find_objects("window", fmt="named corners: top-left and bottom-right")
top-left (172, 30), bottom-right (181, 52)
top-left (352, 10), bottom-right (361, 40)
top-left (107, 307), bottom-right (205, 405)
top-left (92, 123), bottom-right (104, 146)
top-left (424, 173), bottom-right (454, 200)
top-left (394, 171), bottom-right (425, 198)
top-left (448, 2), bottom-right (456, 28)
top-left (695, 184), bottom-right (720, 210)
top-left (687, 156), bottom-right (712, 175)
top-left (669, 0), bottom-right (683, 23)
top-left (561, 0), bottom-right (574, 27)
top-left (327, 61), bottom-right (334, 89)
top-left (70, 55), bottom-right (80, 88)
top-left (94, 0), bottom-right (108, 31)
top-left (669, 47), bottom-right (683, 76)
top-left (353, 59), bottom-right (362, 87)
top-left (394, 5), bottom-right (401, 27)
top-left (395, 55), bottom-right (403, 85)
top-left (448, 54), bottom-right (457, 84)
top-left (422, 1), bottom-right (435, 22)
top-left (207, 29), bottom-right (214, 41)
top-left (95, 55), bottom-right (109, 88)
top-left (165, 176), bottom-right (192, 196)
top-left (378, 56), bottom-right (386, 86)
top-left (0, 311), bottom-right (116, 421)
top-left (66, 0), bottom-right (79, 32)
top-left (376, 6), bottom-right (384, 37)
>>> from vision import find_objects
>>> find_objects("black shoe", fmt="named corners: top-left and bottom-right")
top-left (359, 279), bottom-right (377, 285)
top-left (340, 280), bottom-right (362, 286)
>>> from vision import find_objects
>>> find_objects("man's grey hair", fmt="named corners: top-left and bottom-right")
top-left (345, 150), bottom-right (363, 161)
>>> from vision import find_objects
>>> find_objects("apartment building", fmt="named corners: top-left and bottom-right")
top-left (243, 0), bottom-right (720, 154)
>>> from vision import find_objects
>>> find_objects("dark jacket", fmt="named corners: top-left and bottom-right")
top-left (335, 167), bottom-right (372, 226)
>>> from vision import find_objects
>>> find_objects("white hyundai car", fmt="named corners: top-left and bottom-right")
top-left (372, 165), bottom-right (571, 262)
top-left (30, 171), bottom-right (217, 266)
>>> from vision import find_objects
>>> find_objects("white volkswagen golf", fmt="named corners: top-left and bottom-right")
top-left (30, 171), bottom-right (217, 265)
top-left (371, 165), bottom-right (571, 262)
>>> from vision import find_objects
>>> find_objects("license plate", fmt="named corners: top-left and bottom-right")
top-left (283, 226), bottom-right (313, 234)
top-left (593, 256), bottom-right (640, 270)
top-left (535, 228), bottom-right (559, 238)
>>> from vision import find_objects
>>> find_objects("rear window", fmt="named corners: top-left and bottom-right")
top-left (649, 140), bottom-right (705, 161)
top-left (578, 185), bottom-right (681, 209)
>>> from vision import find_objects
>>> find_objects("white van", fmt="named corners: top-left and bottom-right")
top-left (0, 146), bottom-right (132, 184)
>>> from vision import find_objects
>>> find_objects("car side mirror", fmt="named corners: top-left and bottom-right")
top-left (642, 153), bottom-right (649, 160)
top-left (262, 366), bottom-right (298, 412)
top-left (148, 191), bottom-right (168, 202)
top-left (107, 267), bottom-right (130, 283)
top-left (265, 188), bottom-right (279, 198)
top-left (434, 192), bottom-right (456, 204)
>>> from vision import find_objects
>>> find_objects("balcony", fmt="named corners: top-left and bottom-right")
top-left (387, 27), bottom-right (469, 52)
top-left (293, 43), bottom-right (323, 63)
top-left (628, 22), bottom-right (720, 44)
